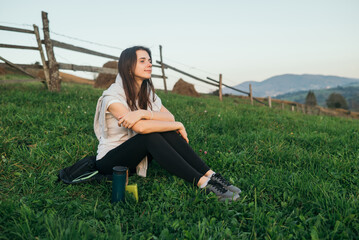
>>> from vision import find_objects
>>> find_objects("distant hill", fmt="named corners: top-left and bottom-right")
top-left (275, 85), bottom-right (359, 111)
top-left (222, 74), bottom-right (359, 97)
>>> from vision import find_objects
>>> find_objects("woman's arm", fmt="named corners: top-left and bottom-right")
top-left (132, 120), bottom-right (181, 134)
top-left (140, 105), bottom-right (175, 122)
top-left (132, 120), bottom-right (189, 143)
top-left (158, 105), bottom-right (175, 121)
top-left (108, 102), bottom-right (188, 142)
top-left (108, 103), bottom-right (174, 129)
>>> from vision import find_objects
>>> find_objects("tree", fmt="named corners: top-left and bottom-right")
top-left (211, 89), bottom-right (219, 96)
top-left (305, 91), bottom-right (317, 106)
top-left (326, 93), bottom-right (348, 109)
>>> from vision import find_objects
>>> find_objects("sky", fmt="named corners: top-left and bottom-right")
top-left (1, 0), bottom-right (358, 93)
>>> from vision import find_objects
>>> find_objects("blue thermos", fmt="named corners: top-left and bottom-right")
top-left (111, 166), bottom-right (128, 203)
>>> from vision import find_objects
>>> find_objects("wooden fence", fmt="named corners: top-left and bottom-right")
top-left (0, 12), bottom-right (165, 91)
top-left (0, 11), bottom-right (261, 102)
top-left (2, 11), bottom-right (354, 118)
top-left (0, 11), bottom-right (259, 103)
top-left (0, 24), bottom-right (50, 85)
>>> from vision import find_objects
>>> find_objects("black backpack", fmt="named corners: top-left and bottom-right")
top-left (58, 156), bottom-right (112, 184)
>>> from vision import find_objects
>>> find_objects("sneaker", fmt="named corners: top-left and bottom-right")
top-left (204, 179), bottom-right (239, 202)
top-left (211, 173), bottom-right (241, 194)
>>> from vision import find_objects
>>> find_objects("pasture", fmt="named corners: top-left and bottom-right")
top-left (0, 81), bottom-right (358, 239)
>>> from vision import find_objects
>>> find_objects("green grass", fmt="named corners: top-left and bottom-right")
top-left (1, 81), bottom-right (358, 239)
top-left (0, 73), bottom-right (32, 81)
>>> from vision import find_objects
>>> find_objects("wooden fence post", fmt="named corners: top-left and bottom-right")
top-left (159, 45), bottom-right (167, 93)
top-left (33, 24), bottom-right (50, 89)
top-left (219, 74), bottom-right (223, 101)
top-left (249, 84), bottom-right (253, 105)
top-left (281, 103), bottom-right (284, 110)
top-left (268, 96), bottom-right (272, 108)
top-left (291, 105), bottom-right (294, 111)
top-left (41, 11), bottom-right (61, 92)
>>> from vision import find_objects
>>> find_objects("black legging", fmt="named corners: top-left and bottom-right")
top-left (95, 131), bottom-right (211, 185)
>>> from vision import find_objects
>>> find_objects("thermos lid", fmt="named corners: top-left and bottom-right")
top-left (113, 166), bottom-right (128, 175)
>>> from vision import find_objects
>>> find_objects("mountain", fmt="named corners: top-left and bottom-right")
top-left (222, 74), bottom-right (359, 97)
top-left (275, 85), bottom-right (359, 111)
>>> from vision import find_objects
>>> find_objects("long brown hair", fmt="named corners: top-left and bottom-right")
top-left (118, 46), bottom-right (156, 111)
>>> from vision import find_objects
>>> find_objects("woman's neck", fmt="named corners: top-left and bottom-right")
top-left (134, 79), bottom-right (143, 95)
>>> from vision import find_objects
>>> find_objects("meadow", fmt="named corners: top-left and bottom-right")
top-left (0, 81), bottom-right (358, 239)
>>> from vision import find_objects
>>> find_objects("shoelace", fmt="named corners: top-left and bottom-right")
top-left (214, 173), bottom-right (231, 186)
top-left (209, 180), bottom-right (227, 194)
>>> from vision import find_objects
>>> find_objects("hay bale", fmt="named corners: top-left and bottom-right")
top-left (94, 61), bottom-right (118, 89)
top-left (172, 78), bottom-right (200, 97)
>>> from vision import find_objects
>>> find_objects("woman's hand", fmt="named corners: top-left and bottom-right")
top-left (177, 123), bottom-right (189, 143)
top-left (118, 110), bottom-right (147, 129)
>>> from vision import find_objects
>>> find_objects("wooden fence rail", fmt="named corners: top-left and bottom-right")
top-left (156, 60), bottom-right (270, 105)
top-left (207, 76), bottom-right (248, 95)
top-left (252, 97), bottom-right (267, 106)
top-left (0, 56), bottom-right (41, 80)
top-left (0, 25), bottom-right (35, 34)
top-left (0, 63), bottom-right (41, 69)
top-left (57, 62), bottom-right (166, 79)
top-left (58, 63), bottom-right (117, 74)
top-left (50, 40), bottom-right (119, 60)
top-left (206, 76), bottom-right (266, 106)
top-left (156, 60), bottom-right (219, 87)
top-left (0, 44), bottom-right (39, 50)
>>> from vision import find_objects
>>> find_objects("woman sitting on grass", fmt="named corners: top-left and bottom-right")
top-left (94, 46), bottom-right (241, 201)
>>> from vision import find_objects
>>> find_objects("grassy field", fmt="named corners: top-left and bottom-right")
top-left (0, 81), bottom-right (358, 239)
top-left (0, 73), bottom-right (32, 81)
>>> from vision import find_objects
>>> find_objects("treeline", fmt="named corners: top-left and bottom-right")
top-left (305, 91), bottom-right (350, 110)
top-left (275, 85), bottom-right (359, 111)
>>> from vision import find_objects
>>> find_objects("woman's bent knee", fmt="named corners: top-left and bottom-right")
top-left (139, 132), bottom-right (162, 142)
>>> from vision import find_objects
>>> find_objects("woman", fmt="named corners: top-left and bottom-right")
top-left (94, 46), bottom-right (241, 201)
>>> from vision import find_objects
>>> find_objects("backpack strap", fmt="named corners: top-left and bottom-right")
top-left (58, 156), bottom-right (111, 184)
